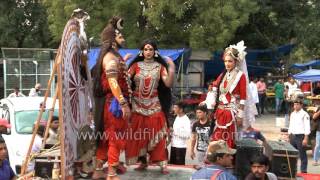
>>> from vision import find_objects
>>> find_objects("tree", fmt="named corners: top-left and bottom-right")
top-left (43, 0), bottom-right (142, 48)
top-left (0, 0), bottom-right (52, 48)
top-left (293, 0), bottom-right (320, 60)
top-left (232, 0), bottom-right (320, 62)
top-left (43, 0), bottom-right (259, 50)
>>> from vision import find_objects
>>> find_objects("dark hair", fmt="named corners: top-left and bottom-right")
top-left (51, 116), bottom-right (59, 122)
top-left (37, 125), bottom-right (46, 137)
top-left (207, 153), bottom-right (225, 163)
top-left (195, 105), bottom-right (208, 113)
top-left (174, 101), bottom-right (185, 112)
top-left (129, 39), bottom-right (172, 118)
top-left (293, 98), bottom-right (303, 104)
top-left (92, 16), bottom-right (123, 97)
top-left (0, 137), bottom-right (5, 144)
top-left (250, 154), bottom-right (270, 166)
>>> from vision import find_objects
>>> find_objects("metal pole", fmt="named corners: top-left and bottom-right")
top-left (180, 53), bottom-right (184, 100)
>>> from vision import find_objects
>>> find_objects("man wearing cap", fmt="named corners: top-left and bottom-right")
top-left (29, 83), bottom-right (41, 97)
top-left (0, 118), bottom-right (11, 138)
top-left (288, 98), bottom-right (310, 173)
top-left (191, 140), bottom-right (237, 180)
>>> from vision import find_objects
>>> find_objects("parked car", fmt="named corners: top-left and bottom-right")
top-left (0, 97), bottom-right (59, 174)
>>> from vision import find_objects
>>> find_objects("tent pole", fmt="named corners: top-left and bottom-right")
top-left (180, 53), bottom-right (184, 100)
top-left (309, 66), bottom-right (313, 96)
top-left (311, 81), bottom-right (313, 96)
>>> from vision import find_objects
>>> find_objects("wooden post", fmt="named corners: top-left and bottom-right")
top-left (57, 55), bottom-right (66, 179)
top-left (41, 88), bottom-right (59, 149)
top-left (20, 53), bottom-right (59, 176)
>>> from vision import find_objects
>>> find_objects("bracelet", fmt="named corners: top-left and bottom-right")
top-left (95, 167), bottom-right (104, 171)
top-left (119, 101), bottom-right (128, 106)
top-left (237, 109), bottom-right (244, 119)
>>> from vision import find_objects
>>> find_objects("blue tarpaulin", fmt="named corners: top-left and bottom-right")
top-left (204, 44), bottom-right (295, 82)
top-left (293, 69), bottom-right (320, 82)
top-left (88, 48), bottom-right (185, 69)
top-left (291, 60), bottom-right (320, 69)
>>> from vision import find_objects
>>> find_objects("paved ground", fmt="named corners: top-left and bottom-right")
top-left (118, 165), bottom-right (195, 180)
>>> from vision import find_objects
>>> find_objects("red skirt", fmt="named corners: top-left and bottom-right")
top-left (96, 101), bottom-right (128, 166)
top-left (211, 108), bottom-right (236, 148)
top-left (126, 111), bottom-right (168, 165)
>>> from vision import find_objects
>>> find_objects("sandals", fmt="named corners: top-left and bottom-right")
top-left (116, 163), bottom-right (127, 174)
top-left (161, 166), bottom-right (170, 175)
top-left (134, 163), bottom-right (148, 171)
top-left (91, 168), bottom-right (106, 180)
top-left (312, 161), bottom-right (319, 166)
top-left (107, 166), bottom-right (118, 178)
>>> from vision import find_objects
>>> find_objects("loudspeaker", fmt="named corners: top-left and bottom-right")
top-left (34, 158), bottom-right (54, 178)
top-left (265, 141), bottom-right (299, 179)
top-left (235, 139), bottom-right (263, 180)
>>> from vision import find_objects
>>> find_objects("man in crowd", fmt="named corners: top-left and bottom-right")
top-left (29, 83), bottom-right (42, 97)
top-left (313, 82), bottom-right (320, 96)
top-left (256, 77), bottom-right (267, 115)
top-left (170, 101), bottom-right (191, 165)
top-left (7, 87), bottom-right (25, 98)
top-left (199, 81), bottom-right (216, 111)
top-left (274, 78), bottom-right (284, 116)
top-left (284, 77), bottom-right (298, 114)
top-left (191, 140), bottom-right (237, 180)
top-left (311, 106), bottom-right (320, 166)
top-left (240, 125), bottom-right (266, 144)
top-left (288, 98), bottom-right (310, 173)
top-left (46, 116), bottom-right (59, 146)
top-left (245, 154), bottom-right (277, 180)
top-left (191, 105), bottom-right (212, 170)
top-left (27, 121), bottom-right (46, 172)
top-left (249, 78), bottom-right (259, 117)
top-left (0, 137), bottom-right (16, 180)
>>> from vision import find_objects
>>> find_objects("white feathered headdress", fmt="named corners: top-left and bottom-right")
top-left (224, 40), bottom-right (247, 63)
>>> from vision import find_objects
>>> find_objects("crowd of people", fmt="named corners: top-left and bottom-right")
top-left (0, 115), bottom-right (60, 180)
top-left (87, 17), bottom-right (272, 179)
top-left (1, 15), bottom-right (320, 180)
top-left (246, 73), bottom-right (320, 173)
top-left (7, 83), bottom-right (42, 98)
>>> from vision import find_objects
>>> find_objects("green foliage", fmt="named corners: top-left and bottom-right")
top-left (0, 0), bottom-right (52, 48)
top-left (232, 0), bottom-right (320, 62)
top-left (42, 0), bottom-right (258, 49)
top-left (144, 0), bottom-right (259, 50)
top-left (1, 0), bottom-right (320, 63)
top-left (43, 0), bottom-right (142, 48)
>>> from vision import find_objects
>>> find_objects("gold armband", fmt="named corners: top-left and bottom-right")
top-left (108, 77), bottom-right (127, 106)
top-left (104, 59), bottom-right (119, 78)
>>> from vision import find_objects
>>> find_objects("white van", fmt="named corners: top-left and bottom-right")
top-left (0, 97), bottom-right (59, 174)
